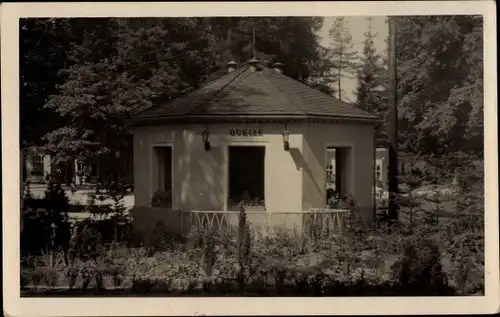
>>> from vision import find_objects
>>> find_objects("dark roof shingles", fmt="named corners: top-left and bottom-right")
top-left (135, 64), bottom-right (378, 120)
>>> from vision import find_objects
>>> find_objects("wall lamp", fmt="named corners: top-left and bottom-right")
top-left (282, 123), bottom-right (290, 151)
top-left (201, 128), bottom-right (211, 151)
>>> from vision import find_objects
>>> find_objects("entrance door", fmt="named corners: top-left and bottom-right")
top-left (228, 146), bottom-right (265, 208)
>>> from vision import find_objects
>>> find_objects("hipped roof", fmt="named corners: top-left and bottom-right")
top-left (132, 63), bottom-right (380, 125)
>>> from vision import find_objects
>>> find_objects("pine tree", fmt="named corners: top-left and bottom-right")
top-left (307, 45), bottom-right (336, 96)
top-left (328, 17), bottom-right (359, 101)
top-left (355, 17), bottom-right (387, 143)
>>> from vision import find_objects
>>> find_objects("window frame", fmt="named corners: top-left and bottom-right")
top-left (224, 142), bottom-right (268, 211)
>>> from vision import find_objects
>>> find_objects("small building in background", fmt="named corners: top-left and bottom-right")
top-left (22, 150), bottom-right (133, 186)
top-left (375, 148), bottom-right (420, 190)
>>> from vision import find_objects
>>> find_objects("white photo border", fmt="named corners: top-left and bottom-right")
top-left (2, 1), bottom-right (498, 316)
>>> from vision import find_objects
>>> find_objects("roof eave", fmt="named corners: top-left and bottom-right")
top-left (131, 114), bottom-right (381, 127)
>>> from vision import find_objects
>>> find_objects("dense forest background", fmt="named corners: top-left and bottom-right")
top-left (20, 16), bottom-right (484, 178)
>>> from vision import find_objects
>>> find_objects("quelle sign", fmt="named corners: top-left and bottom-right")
top-left (229, 128), bottom-right (264, 136)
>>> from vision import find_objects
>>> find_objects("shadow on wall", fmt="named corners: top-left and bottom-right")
top-left (175, 133), bottom-right (223, 211)
top-left (289, 147), bottom-right (323, 201)
top-left (160, 83), bottom-right (284, 211)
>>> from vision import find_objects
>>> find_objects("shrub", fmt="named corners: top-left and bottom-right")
top-left (44, 181), bottom-right (69, 217)
top-left (21, 182), bottom-right (72, 255)
top-left (63, 261), bottom-right (80, 290)
top-left (327, 193), bottom-right (357, 210)
top-left (23, 181), bottom-right (34, 200)
top-left (236, 207), bottom-right (251, 288)
top-left (446, 232), bottom-right (484, 295)
top-left (68, 219), bottom-right (103, 261)
top-left (20, 268), bottom-right (32, 289)
top-left (151, 190), bottom-right (172, 208)
top-left (149, 221), bottom-right (183, 252)
top-left (21, 209), bottom-right (52, 255)
top-left (38, 249), bottom-right (66, 289)
top-left (390, 237), bottom-right (449, 294)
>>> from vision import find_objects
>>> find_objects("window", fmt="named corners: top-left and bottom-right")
top-left (228, 146), bottom-right (265, 208)
top-left (376, 165), bottom-right (381, 180)
top-left (31, 154), bottom-right (44, 174)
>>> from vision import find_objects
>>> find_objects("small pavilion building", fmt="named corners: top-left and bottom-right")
top-left (131, 60), bottom-right (380, 237)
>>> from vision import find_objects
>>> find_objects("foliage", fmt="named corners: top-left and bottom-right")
top-left (236, 207), bottom-right (252, 289)
top-left (43, 181), bottom-right (70, 217)
top-left (20, 18), bottom-right (74, 148)
top-left (23, 203), bottom-right (479, 296)
top-left (149, 221), bottom-right (183, 252)
top-left (67, 219), bottom-right (103, 261)
top-left (228, 197), bottom-right (265, 208)
top-left (208, 17), bottom-right (324, 81)
top-left (446, 232), bottom-right (484, 294)
top-left (23, 181), bottom-right (34, 200)
top-left (103, 181), bottom-right (129, 240)
top-left (390, 237), bottom-right (448, 293)
top-left (28, 17), bottom-right (325, 173)
top-left (327, 193), bottom-right (357, 209)
top-left (396, 16), bottom-right (483, 157)
top-left (21, 181), bottom-right (71, 254)
top-left (151, 190), bottom-right (172, 208)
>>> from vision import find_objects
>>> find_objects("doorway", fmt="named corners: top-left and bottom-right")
top-left (152, 146), bottom-right (173, 207)
top-left (228, 146), bottom-right (265, 208)
top-left (325, 146), bottom-right (353, 205)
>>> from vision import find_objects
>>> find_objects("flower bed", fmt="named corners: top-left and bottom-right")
top-left (21, 207), bottom-right (483, 296)
top-left (21, 180), bottom-right (484, 297)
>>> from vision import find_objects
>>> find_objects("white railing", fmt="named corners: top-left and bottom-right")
top-left (130, 206), bottom-right (351, 241)
top-left (187, 208), bottom-right (350, 237)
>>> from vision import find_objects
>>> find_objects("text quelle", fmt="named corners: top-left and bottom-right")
top-left (229, 128), bottom-right (264, 136)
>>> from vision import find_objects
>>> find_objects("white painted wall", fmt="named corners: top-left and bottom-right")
top-left (133, 122), bottom-right (304, 213)
top-left (301, 123), bottom-right (375, 221)
top-left (134, 121), bottom-right (375, 221)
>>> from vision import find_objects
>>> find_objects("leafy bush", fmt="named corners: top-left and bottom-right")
top-left (21, 181), bottom-right (72, 255)
top-left (327, 193), bottom-right (357, 209)
top-left (68, 219), bottom-right (103, 261)
top-left (151, 190), bottom-right (172, 208)
top-left (149, 221), bottom-right (184, 252)
top-left (37, 249), bottom-right (66, 289)
top-left (446, 232), bottom-right (484, 295)
top-left (44, 181), bottom-right (69, 217)
top-left (22, 181), bottom-right (484, 296)
top-left (390, 237), bottom-right (449, 294)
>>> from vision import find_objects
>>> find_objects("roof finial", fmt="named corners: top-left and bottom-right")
top-left (247, 57), bottom-right (259, 72)
top-left (227, 60), bottom-right (237, 73)
top-left (272, 62), bottom-right (285, 74)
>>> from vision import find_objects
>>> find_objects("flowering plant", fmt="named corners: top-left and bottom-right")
top-left (327, 193), bottom-right (357, 210)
